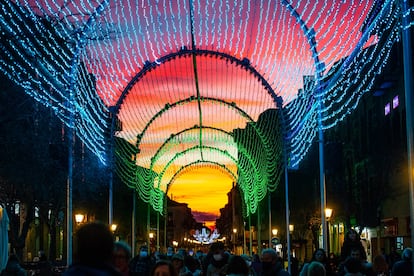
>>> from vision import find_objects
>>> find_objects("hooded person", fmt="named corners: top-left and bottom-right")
top-left (391, 247), bottom-right (413, 276)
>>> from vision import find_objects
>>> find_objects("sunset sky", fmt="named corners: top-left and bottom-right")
top-left (167, 167), bottom-right (234, 228)
top-left (108, 0), bottom-right (376, 228)
top-left (13, 0), bottom-right (377, 228)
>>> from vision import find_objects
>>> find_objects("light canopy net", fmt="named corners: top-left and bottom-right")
top-left (0, 0), bottom-right (405, 215)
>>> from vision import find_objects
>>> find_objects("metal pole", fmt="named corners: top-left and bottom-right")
top-left (147, 204), bottom-right (151, 250)
top-left (157, 212), bottom-right (160, 252)
top-left (132, 191), bottom-right (136, 256)
top-left (243, 221), bottom-right (246, 254)
top-left (108, 171), bottom-right (113, 226)
top-left (257, 205), bottom-right (261, 255)
top-left (164, 197), bottom-right (167, 252)
top-left (279, 99), bottom-right (291, 274)
top-left (401, 0), bottom-right (414, 270)
top-left (285, 164), bottom-right (291, 274)
top-left (268, 193), bottom-right (272, 249)
top-left (108, 114), bottom-right (115, 227)
top-left (318, 99), bottom-right (327, 251)
top-left (66, 127), bottom-right (74, 266)
top-left (249, 214), bottom-right (252, 255)
top-left (232, 182), bottom-right (236, 252)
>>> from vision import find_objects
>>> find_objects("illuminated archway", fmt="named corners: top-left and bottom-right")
top-left (0, 0), bottom-right (402, 218)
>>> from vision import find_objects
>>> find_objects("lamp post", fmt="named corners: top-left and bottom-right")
top-left (243, 221), bottom-right (246, 254)
top-left (149, 232), bottom-right (154, 252)
top-left (272, 228), bottom-right (278, 252)
top-left (233, 228), bottom-right (237, 253)
top-left (325, 208), bottom-right (333, 254)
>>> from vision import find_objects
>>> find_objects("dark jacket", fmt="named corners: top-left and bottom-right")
top-left (260, 261), bottom-right (290, 276)
top-left (63, 263), bottom-right (122, 276)
top-left (391, 259), bottom-right (412, 276)
top-left (1, 256), bottom-right (27, 276)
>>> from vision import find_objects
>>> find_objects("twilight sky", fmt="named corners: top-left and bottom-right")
top-left (167, 167), bottom-right (234, 228)
top-left (106, 0), bottom-right (376, 227)
top-left (21, 0), bottom-right (376, 227)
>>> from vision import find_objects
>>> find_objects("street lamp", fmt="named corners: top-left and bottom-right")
top-left (110, 223), bottom-right (118, 233)
top-left (289, 224), bottom-right (294, 233)
top-left (75, 214), bottom-right (84, 225)
top-left (325, 208), bottom-right (333, 254)
top-left (272, 228), bottom-right (278, 236)
top-left (172, 240), bottom-right (178, 248)
top-left (325, 208), bottom-right (333, 220)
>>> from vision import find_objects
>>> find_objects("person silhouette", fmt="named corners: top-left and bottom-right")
top-left (63, 222), bottom-right (122, 276)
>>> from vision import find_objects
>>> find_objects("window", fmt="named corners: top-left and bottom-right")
top-left (384, 102), bottom-right (390, 115)
top-left (392, 95), bottom-right (399, 109)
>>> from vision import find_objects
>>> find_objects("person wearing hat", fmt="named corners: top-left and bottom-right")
top-left (171, 254), bottom-right (192, 276)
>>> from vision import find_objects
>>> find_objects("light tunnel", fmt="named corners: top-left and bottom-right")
top-left (0, 1), bottom-right (402, 221)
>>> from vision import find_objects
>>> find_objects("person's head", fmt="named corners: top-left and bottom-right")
top-left (345, 229), bottom-right (359, 242)
top-left (196, 250), bottom-right (203, 259)
top-left (74, 222), bottom-right (114, 267)
top-left (38, 250), bottom-right (47, 261)
top-left (184, 255), bottom-right (199, 272)
top-left (350, 248), bottom-right (362, 260)
top-left (151, 260), bottom-right (178, 276)
top-left (139, 245), bottom-right (149, 258)
top-left (402, 247), bottom-right (413, 261)
top-left (343, 256), bottom-right (363, 274)
top-left (312, 249), bottom-right (327, 263)
top-left (240, 254), bottom-right (252, 267)
top-left (372, 254), bottom-right (388, 273)
top-left (261, 248), bottom-right (278, 271)
top-left (171, 253), bottom-right (184, 272)
top-left (227, 255), bottom-right (249, 275)
top-left (308, 261), bottom-right (326, 276)
top-left (210, 242), bottom-right (225, 261)
top-left (177, 248), bottom-right (186, 257)
top-left (113, 241), bottom-right (132, 273)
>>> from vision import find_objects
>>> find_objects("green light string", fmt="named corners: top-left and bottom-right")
top-left (0, 1), bottom-right (401, 219)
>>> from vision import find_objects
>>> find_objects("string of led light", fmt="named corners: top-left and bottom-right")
top-left (0, 0), bottom-right (403, 217)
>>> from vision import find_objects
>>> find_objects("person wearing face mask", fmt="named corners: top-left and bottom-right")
top-left (259, 249), bottom-right (290, 276)
top-left (129, 245), bottom-right (155, 276)
top-left (205, 242), bottom-right (229, 276)
top-left (240, 254), bottom-right (257, 276)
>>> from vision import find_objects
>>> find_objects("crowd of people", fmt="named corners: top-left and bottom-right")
top-left (1, 223), bottom-right (413, 276)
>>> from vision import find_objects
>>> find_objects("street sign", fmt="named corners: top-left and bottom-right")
top-left (271, 237), bottom-right (280, 245)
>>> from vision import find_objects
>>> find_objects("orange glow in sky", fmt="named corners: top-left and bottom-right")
top-left (167, 167), bottom-right (234, 228)
top-left (1, 1), bottom-right (384, 232)
top-left (93, 1), bottom-right (376, 228)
